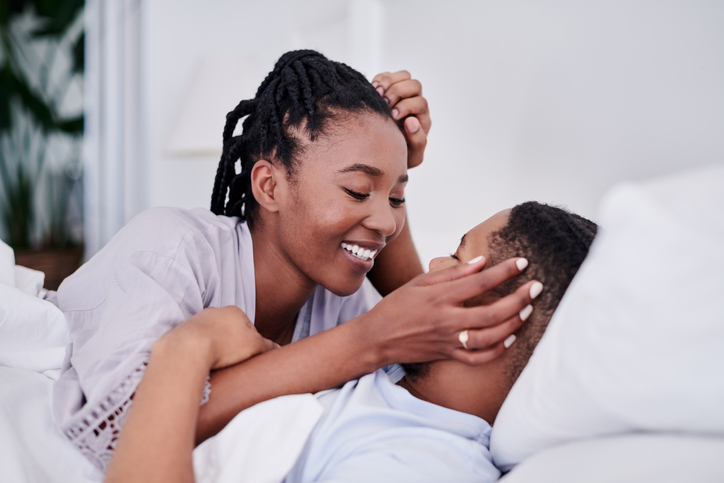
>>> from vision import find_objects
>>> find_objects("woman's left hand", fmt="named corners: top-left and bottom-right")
top-left (372, 71), bottom-right (431, 169)
top-left (160, 306), bottom-right (279, 371)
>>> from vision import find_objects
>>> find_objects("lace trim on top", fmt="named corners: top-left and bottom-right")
top-left (63, 360), bottom-right (212, 471)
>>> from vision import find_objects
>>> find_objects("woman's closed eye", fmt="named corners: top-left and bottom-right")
top-left (344, 188), bottom-right (370, 201)
top-left (389, 196), bottom-right (406, 208)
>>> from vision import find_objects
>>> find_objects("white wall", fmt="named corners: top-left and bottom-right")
top-left (139, 0), bottom-right (724, 265)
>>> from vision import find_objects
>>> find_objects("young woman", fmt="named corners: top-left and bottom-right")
top-left (52, 50), bottom-right (533, 469)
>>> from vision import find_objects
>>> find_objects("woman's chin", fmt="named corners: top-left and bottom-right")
top-left (322, 274), bottom-right (368, 297)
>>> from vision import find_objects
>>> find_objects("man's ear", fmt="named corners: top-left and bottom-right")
top-left (250, 160), bottom-right (285, 214)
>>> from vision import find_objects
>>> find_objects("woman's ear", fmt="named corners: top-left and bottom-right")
top-left (250, 160), bottom-right (284, 214)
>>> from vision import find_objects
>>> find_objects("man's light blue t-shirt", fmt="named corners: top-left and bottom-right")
top-left (285, 370), bottom-right (500, 483)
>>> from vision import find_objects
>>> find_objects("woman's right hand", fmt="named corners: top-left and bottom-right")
top-left (363, 256), bottom-right (541, 366)
top-left (158, 306), bottom-right (278, 371)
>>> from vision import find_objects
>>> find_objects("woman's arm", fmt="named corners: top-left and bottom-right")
top-left (366, 70), bottom-right (432, 294)
top-left (198, 256), bottom-right (538, 442)
top-left (105, 307), bottom-right (276, 482)
top-left (105, 334), bottom-right (206, 482)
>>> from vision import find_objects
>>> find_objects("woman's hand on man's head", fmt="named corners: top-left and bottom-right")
top-left (372, 71), bottom-right (431, 169)
top-left (361, 256), bottom-right (540, 367)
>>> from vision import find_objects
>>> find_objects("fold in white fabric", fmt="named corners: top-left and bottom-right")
top-left (194, 394), bottom-right (324, 483)
top-left (0, 239), bottom-right (70, 379)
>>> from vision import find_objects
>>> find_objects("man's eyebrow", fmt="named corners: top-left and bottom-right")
top-left (338, 164), bottom-right (382, 177)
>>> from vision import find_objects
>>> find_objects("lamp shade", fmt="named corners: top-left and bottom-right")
top-left (166, 55), bottom-right (265, 157)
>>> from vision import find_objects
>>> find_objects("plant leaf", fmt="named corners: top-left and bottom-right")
top-left (72, 31), bottom-right (83, 74)
top-left (30, 0), bottom-right (85, 38)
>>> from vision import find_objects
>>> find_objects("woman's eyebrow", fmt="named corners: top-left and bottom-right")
top-left (460, 233), bottom-right (467, 248)
top-left (338, 163), bottom-right (382, 177)
top-left (337, 164), bottom-right (407, 184)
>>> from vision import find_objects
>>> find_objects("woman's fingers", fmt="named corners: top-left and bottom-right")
top-left (451, 342), bottom-right (507, 366)
top-left (391, 96), bottom-right (431, 130)
top-left (372, 70), bottom-right (431, 170)
top-left (441, 257), bottom-right (530, 303)
top-left (463, 303), bottom-right (528, 350)
top-left (458, 280), bottom-right (541, 330)
top-left (413, 255), bottom-right (488, 287)
top-left (384, 79), bottom-right (423, 111)
top-left (405, 117), bottom-right (427, 169)
top-left (372, 70), bottom-right (412, 94)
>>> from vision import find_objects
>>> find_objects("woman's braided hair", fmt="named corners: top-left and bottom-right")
top-left (210, 50), bottom-right (393, 223)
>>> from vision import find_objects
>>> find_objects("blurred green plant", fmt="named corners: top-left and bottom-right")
top-left (0, 0), bottom-right (84, 249)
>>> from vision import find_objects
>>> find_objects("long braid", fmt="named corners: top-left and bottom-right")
top-left (211, 99), bottom-right (256, 215)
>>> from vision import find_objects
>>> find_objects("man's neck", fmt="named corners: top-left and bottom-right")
top-left (397, 360), bottom-right (509, 425)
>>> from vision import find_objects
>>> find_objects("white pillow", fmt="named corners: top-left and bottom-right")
top-left (490, 164), bottom-right (724, 470)
top-left (0, 285), bottom-right (70, 376)
top-left (0, 239), bottom-right (15, 287)
top-left (501, 434), bottom-right (724, 483)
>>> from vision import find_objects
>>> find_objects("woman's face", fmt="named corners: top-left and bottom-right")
top-left (275, 112), bottom-right (408, 296)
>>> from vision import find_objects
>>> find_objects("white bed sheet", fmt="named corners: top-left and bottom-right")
top-left (0, 366), bottom-right (103, 482)
top-left (0, 364), bottom-right (322, 483)
top-left (0, 238), bottom-right (323, 483)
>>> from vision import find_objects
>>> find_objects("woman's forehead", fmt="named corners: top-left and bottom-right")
top-left (298, 114), bottom-right (406, 175)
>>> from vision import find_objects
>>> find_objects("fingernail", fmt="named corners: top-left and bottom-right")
top-left (383, 96), bottom-right (390, 105)
top-left (372, 81), bottom-right (379, 88)
top-left (406, 117), bottom-right (420, 133)
top-left (392, 108), bottom-right (399, 119)
top-left (516, 258), bottom-right (528, 271)
top-left (377, 86), bottom-right (385, 96)
top-left (530, 282), bottom-right (543, 299)
top-left (467, 255), bottom-right (484, 264)
top-left (519, 304), bottom-right (533, 321)
top-left (504, 334), bottom-right (517, 348)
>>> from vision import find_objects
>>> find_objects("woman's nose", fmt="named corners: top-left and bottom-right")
top-left (364, 200), bottom-right (397, 237)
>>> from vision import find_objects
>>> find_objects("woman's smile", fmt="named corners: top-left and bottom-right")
top-left (341, 241), bottom-right (383, 273)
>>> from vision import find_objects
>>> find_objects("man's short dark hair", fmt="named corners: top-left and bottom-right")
top-left (404, 202), bottom-right (597, 385)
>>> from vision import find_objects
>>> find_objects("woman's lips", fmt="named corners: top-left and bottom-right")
top-left (340, 242), bottom-right (382, 273)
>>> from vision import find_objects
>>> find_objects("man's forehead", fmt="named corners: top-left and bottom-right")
top-left (464, 210), bottom-right (511, 249)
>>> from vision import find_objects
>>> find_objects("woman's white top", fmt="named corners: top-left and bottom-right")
top-left (51, 207), bottom-right (382, 470)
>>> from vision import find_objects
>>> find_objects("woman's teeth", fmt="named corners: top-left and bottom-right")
top-left (341, 243), bottom-right (377, 262)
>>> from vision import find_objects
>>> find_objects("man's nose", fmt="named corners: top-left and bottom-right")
top-left (428, 256), bottom-right (453, 272)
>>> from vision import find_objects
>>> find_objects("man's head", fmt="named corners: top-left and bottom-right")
top-left (400, 202), bottom-right (597, 423)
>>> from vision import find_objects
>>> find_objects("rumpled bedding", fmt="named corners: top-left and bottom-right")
top-left (0, 239), bottom-right (323, 483)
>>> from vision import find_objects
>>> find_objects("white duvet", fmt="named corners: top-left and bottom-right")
top-left (0, 240), bottom-right (323, 483)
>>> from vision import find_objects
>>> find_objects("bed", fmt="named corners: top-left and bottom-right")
top-left (1, 164), bottom-right (723, 482)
